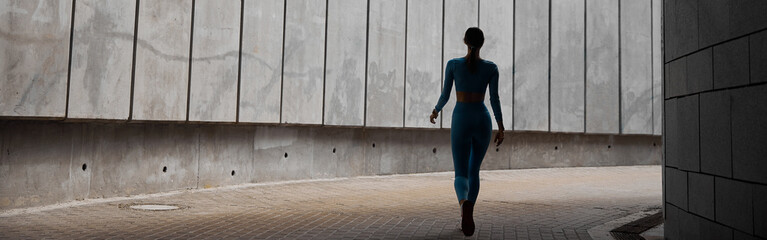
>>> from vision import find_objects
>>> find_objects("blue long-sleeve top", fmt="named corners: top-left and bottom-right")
top-left (434, 57), bottom-right (503, 123)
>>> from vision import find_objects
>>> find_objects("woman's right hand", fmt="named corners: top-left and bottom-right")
top-left (429, 110), bottom-right (439, 124)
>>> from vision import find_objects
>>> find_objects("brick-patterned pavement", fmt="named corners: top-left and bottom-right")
top-left (0, 166), bottom-right (661, 239)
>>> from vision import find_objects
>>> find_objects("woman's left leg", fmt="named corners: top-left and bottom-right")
top-left (467, 118), bottom-right (492, 203)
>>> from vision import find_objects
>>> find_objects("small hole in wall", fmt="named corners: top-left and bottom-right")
top-left (554, 146), bottom-right (558, 150)
top-left (162, 166), bottom-right (167, 173)
top-left (653, 142), bottom-right (657, 147)
top-left (284, 152), bottom-right (288, 158)
top-left (496, 148), bottom-right (499, 152)
top-left (82, 163), bottom-right (87, 171)
top-left (372, 143), bottom-right (376, 148)
top-left (432, 148), bottom-right (437, 154)
top-left (608, 145), bottom-right (612, 149)
top-left (332, 148), bottom-right (336, 153)
top-left (231, 170), bottom-right (236, 176)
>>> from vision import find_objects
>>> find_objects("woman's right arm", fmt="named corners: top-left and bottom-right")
top-left (434, 60), bottom-right (454, 113)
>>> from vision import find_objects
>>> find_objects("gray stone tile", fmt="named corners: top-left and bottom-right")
top-left (405, 0), bottom-right (443, 129)
top-left (699, 216), bottom-right (734, 240)
top-left (323, 0), bottom-right (366, 126)
top-left (188, 0), bottom-right (240, 122)
top-left (664, 99), bottom-right (679, 168)
top-left (132, 0), bottom-right (192, 121)
top-left (550, 0), bottom-right (585, 133)
top-left (698, 0), bottom-right (731, 47)
top-left (620, 0), bottom-right (653, 134)
top-left (751, 30), bottom-right (767, 84)
top-left (713, 37), bottom-right (750, 89)
top-left (514, 0), bottom-right (549, 131)
top-left (674, 0), bottom-right (699, 58)
top-left (239, 0), bottom-right (284, 123)
top-left (281, 0), bottom-right (326, 124)
top-left (679, 210), bottom-right (702, 239)
top-left (754, 184), bottom-right (767, 238)
top-left (366, 0), bottom-right (406, 128)
top-left (677, 95), bottom-right (700, 172)
top-left (69, 0), bottom-right (136, 120)
top-left (667, 58), bottom-right (687, 98)
top-left (715, 177), bottom-right (753, 234)
top-left (664, 203), bottom-right (681, 240)
top-left (586, 0), bottom-right (619, 134)
top-left (731, 84), bottom-right (767, 184)
top-left (0, 0), bottom-right (71, 117)
top-left (665, 167), bottom-right (688, 210)
top-left (440, 0), bottom-right (478, 129)
top-left (699, 90), bottom-right (732, 177)
top-left (734, 231), bottom-right (761, 240)
top-left (479, 0), bottom-right (514, 131)
top-left (730, 0), bottom-right (767, 38)
top-left (688, 172), bottom-right (715, 220)
top-left (686, 48), bottom-right (714, 94)
top-left (663, 0), bottom-right (678, 62)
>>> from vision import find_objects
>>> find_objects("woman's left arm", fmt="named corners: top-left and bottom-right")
top-left (489, 65), bottom-right (505, 146)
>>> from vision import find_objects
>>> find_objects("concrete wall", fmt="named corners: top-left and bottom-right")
top-left (663, 0), bottom-right (767, 239)
top-left (0, 120), bottom-right (661, 210)
top-left (1, 0), bottom-right (662, 135)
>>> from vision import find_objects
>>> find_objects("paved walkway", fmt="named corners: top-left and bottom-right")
top-left (0, 166), bottom-right (661, 239)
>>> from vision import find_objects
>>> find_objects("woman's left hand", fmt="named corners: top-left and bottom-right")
top-left (494, 130), bottom-right (505, 146)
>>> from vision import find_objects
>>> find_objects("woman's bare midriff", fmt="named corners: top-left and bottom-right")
top-left (456, 91), bottom-right (484, 103)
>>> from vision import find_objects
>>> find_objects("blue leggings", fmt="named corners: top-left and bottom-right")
top-left (451, 102), bottom-right (492, 203)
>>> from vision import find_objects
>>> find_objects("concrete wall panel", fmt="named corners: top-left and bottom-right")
top-left (441, 0), bottom-right (478, 128)
top-left (586, 0), bottom-right (619, 134)
top-left (252, 127), bottom-right (308, 182)
top-left (621, 0), bottom-right (653, 134)
top-left (550, 0), bottom-right (585, 133)
top-left (189, 0), bottom-right (241, 122)
top-left (365, 0), bottom-right (406, 128)
top-left (132, 0), bottom-right (192, 121)
top-left (281, 0), bottom-right (326, 125)
top-left (364, 129), bottom-right (415, 175)
top-left (652, 0), bottom-right (662, 135)
top-left (239, 0), bottom-right (284, 123)
top-left (513, 0), bottom-right (548, 131)
top-left (68, 0), bottom-right (135, 120)
top-left (198, 126), bottom-right (255, 187)
top-left (0, 0), bottom-right (71, 118)
top-left (479, 0), bottom-right (514, 130)
top-left (405, 0), bottom-right (443, 129)
top-left (324, 0), bottom-right (366, 126)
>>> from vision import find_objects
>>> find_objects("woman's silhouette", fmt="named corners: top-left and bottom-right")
top-left (429, 27), bottom-right (504, 237)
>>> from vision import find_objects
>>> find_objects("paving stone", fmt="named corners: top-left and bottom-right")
top-left (751, 30), bottom-right (767, 84)
top-left (688, 172), bottom-right (715, 219)
top-left (715, 177), bottom-right (754, 234)
top-left (677, 95), bottom-right (700, 172)
top-left (665, 167), bottom-right (688, 210)
top-left (699, 90), bottom-right (732, 178)
top-left (731, 84), bottom-right (767, 184)
top-left (686, 48), bottom-right (714, 94)
top-left (0, 166), bottom-right (662, 239)
top-left (713, 37), bottom-right (750, 89)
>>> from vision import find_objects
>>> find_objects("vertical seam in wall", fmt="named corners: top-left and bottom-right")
top-left (129, 0), bottom-right (140, 121)
top-left (618, 0), bottom-right (623, 134)
top-left (186, 0), bottom-right (196, 122)
top-left (195, 127), bottom-right (200, 189)
top-left (364, 0), bottom-right (369, 127)
top-left (477, 0), bottom-right (480, 27)
top-left (236, 0), bottom-right (245, 123)
top-left (403, 0), bottom-right (408, 128)
top-left (583, 0), bottom-right (587, 133)
top-left (697, 94), bottom-right (700, 171)
top-left (547, 0), bottom-right (552, 132)
top-left (440, 0), bottom-right (445, 129)
top-left (747, 35), bottom-right (751, 84)
top-left (280, 0), bottom-right (287, 124)
top-left (322, 0), bottom-right (329, 126)
top-left (65, 0), bottom-right (76, 119)
top-left (512, 0), bottom-right (516, 131)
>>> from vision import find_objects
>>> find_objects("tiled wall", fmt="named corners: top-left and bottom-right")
top-left (663, 0), bottom-right (767, 238)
